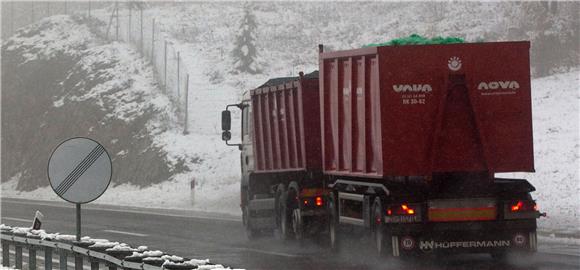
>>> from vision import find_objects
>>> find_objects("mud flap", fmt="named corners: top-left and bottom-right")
top-left (248, 197), bottom-right (276, 230)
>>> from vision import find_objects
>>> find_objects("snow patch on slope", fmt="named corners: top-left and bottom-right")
top-left (4, 15), bottom-right (97, 63)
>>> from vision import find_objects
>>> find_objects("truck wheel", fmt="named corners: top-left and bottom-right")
top-left (292, 206), bottom-right (303, 240)
top-left (372, 198), bottom-right (385, 256)
top-left (243, 206), bottom-right (259, 240)
top-left (279, 191), bottom-right (293, 240)
top-left (328, 192), bottom-right (340, 252)
top-left (274, 184), bottom-right (286, 228)
top-left (286, 187), bottom-right (304, 240)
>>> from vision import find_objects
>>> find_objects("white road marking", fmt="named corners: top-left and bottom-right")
top-left (2, 217), bottom-right (31, 223)
top-left (2, 198), bottom-right (241, 222)
top-left (102, 229), bottom-right (148, 237)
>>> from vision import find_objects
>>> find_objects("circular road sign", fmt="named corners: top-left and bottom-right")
top-left (48, 137), bottom-right (112, 204)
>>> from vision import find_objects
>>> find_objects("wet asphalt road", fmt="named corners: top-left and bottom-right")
top-left (1, 197), bottom-right (579, 270)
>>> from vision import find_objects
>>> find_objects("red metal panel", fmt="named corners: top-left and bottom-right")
top-left (369, 56), bottom-right (382, 175)
top-left (264, 91), bottom-right (273, 170)
top-left (320, 41), bottom-right (533, 179)
top-left (294, 85), bottom-right (304, 168)
top-left (272, 90), bottom-right (282, 169)
top-left (330, 60), bottom-right (339, 171)
top-left (353, 57), bottom-right (365, 173)
top-left (287, 89), bottom-right (298, 168)
top-left (302, 80), bottom-right (322, 170)
top-left (252, 94), bottom-right (265, 171)
top-left (251, 77), bottom-right (322, 173)
top-left (341, 59), bottom-right (353, 172)
top-left (280, 88), bottom-right (290, 169)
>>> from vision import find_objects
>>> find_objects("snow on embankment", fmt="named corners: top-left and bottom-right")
top-left (500, 70), bottom-right (580, 236)
top-left (1, 15), bottom-right (241, 214)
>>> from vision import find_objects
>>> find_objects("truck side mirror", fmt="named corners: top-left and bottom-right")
top-left (222, 130), bottom-right (231, 141)
top-left (221, 110), bottom-right (231, 131)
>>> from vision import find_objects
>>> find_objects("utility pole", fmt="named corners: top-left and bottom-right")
top-left (10, 2), bottom-right (14, 35)
top-left (31, 2), bottom-right (34, 23)
top-left (177, 51), bottom-right (180, 99)
top-left (105, 4), bottom-right (117, 40)
top-left (184, 74), bottom-right (189, 135)
top-left (151, 19), bottom-right (155, 59)
top-left (164, 40), bottom-right (168, 89)
top-left (88, 1), bottom-right (91, 18)
top-left (140, 7), bottom-right (144, 54)
top-left (115, 2), bottom-right (119, 41)
top-left (47, 2), bottom-right (50, 16)
top-left (64, 1), bottom-right (68, 15)
top-left (128, 6), bottom-right (132, 42)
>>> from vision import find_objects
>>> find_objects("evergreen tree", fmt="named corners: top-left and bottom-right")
top-left (232, 5), bottom-right (261, 74)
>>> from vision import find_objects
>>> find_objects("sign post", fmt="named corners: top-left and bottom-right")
top-left (48, 137), bottom-right (112, 242)
top-left (76, 204), bottom-right (81, 241)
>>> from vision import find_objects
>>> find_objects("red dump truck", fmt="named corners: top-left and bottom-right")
top-left (220, 41), bottom-right (544, 257)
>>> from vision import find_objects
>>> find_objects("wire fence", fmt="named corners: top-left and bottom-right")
top-left (95, 3), bottom-right (191, 134)
top-left (2, 1), bottom-right (193, 134)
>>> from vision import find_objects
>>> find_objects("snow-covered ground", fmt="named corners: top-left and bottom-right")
top-left (2, 3), bottom-right (579, 238)
top-left (498, 70), bottom-right (580, 237)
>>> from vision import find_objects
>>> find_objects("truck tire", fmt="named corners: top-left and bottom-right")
top-left (328, 192), bottom-right (340, 252)
top-left (287, 182), bottom-right (304, 241)
top-left (243, 205), bottom-right (259, 240)
top-left (274, 184), bottom-right (286, 233)
top-left (372, 197), bottom-right (385, 256)
top-left (278, 190), bottom-right (293, 240)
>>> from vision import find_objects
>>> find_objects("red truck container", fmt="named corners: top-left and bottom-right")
top-left (223, 41), bottom-right (541, 256)
top-left (250, 73), bottom-right (322, 173)
top-left (319, 41), bottom-right (534, 178)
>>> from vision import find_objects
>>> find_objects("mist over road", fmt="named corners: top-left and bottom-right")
top-left (1, 198), bottom-right (578, 270)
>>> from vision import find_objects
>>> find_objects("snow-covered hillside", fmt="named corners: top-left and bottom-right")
top-left (1, 15), bottom-right (241, 214)
top-left (2, 3), bottom-right (579, 236)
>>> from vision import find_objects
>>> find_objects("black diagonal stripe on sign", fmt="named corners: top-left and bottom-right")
top-left (56, 145), bottom-right (105, 196)
top-left (56, 148), bottom-right (104, 196)
top-left (55, 145), bottom-right (104, 195)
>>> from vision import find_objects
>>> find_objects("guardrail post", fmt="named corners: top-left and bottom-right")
top-left (15, 245), bottom-right (23, 269)
top-left (45, 247), bottom-right (53, 270)
top-left (29, 246), bottom-right (37, 270)
top-left (59, 250), bottom-right (67, 270)
top-left (75, 255), bottom-right (83, 270)
top-left (2, 241), bottom-right (9, 267)
top-left (90, 260), bottom-right (99, 270)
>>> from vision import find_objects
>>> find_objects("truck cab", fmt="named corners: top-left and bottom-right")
top-left (221, 94), bottom-right (257, 231)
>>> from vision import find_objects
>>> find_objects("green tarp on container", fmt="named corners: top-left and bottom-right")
top-left (364, 34), bottom-right (464, 47)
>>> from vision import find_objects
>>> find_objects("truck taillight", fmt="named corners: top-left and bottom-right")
top-left (302, 196), bottom-right (324, 207)
top-left (315, 196), bottom-right (323, 207)
top-left (505, 200), bottom-right (541, 220)
top-left (387, 204), bottom-right (416, 216)
top-left (510, 201), bottom-right (536, 212)
top-left (385, 203), bottom-right (422, 223)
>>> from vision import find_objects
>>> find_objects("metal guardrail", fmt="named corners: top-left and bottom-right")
top-left (1, 233), bottom-right (162, 270)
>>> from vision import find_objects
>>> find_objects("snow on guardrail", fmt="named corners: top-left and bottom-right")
top-left (0, 224), bottom-right (242, 270)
